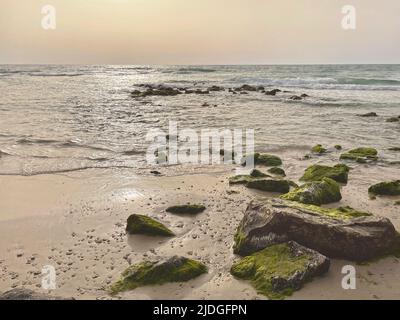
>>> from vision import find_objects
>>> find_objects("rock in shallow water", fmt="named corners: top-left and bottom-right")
top-left (233, 199), bottom-right (397, 261)
top-left (231, 241), bottom-right (330, 299)
top-left (110, 256), bottom-right (207, 294)
top-left (166, 204), bottom-right (206, 215)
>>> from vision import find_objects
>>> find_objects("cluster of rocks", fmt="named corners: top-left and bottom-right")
top-left (110, 204), bottom-right (208, 294)
top-left (227, 147), bottom-right (400, 299)
top-left (358, 112), bottom-right (400, 123)
top-left (130, 84), bottom-right (310, 100)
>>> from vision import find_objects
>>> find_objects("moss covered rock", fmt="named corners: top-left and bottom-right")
top-left (280, 178), bottom-right (342, 205)
top-left (229, 175), bottom-right (254, 185)
top-left (300, 164), bottom-right (350, 184)
top-left (311, 144), bottom-right (327, 154)
top-left (231, 241), bottom-right (330, 299)
top-left (233, 199), bottom-right (397, 261)
top-left (386, 117), bottom-right (399, 123)
top-left (126, 214), bottom-right (174, 237)
top-left (241, 153), bottom-right (282, 167)
top-left (247, 179), bottom-right (290, 194)
top-left (110, 256), bottom-right (207, 294)
top-left (166, 204), bottom-right (206, 215)
top-left (368, 181), bottom-right (400, 196)
top-left (340, 147), bottom-right (378, 162)
top-left (267, 167), bottom-right (286, 177)
top-left (250, 169), bottom-right (269, 178)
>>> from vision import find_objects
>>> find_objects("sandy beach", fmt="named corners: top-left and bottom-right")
top-left (1, 147), bottom-right (399, 300)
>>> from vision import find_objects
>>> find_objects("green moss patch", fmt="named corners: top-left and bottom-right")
top-left (250, 169), bottom-right (269, 178)
top-left (280, 178), bottom-right (342, 206)
top-left (126, 214), bottom-right (174, 237)
top-left (110, 256), bottom-right (207, 294)
top-left (340, 147), bottom-right (378, 162)
top-left (267, 167), bottom-right (286, 177)
top-left (230, 243), bottom-right (328, 300)
top-left (278, 201), bottom-right (371, 220)
top-left (311, 144), bottom-right (327, 154)
top-left (166, 204), bottom-right (206, 215)
top-left (300, 164), bottom-right (350, 184)
top-left (368, 181), bottom-right (400, 196)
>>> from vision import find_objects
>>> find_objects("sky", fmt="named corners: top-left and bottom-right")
top-left (0, 0), bottom-right (399, 64)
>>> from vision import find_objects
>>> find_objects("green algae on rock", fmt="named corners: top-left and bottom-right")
top-left (246, 179), bottom-right (290, 194)
top-left (368, 181), bottom-right (400, 196)
top-left (126, 214), bottom-right (174, 237)
top-left (241, 153), bottom-right (282, 167)
top-left (229, 175), bottom-right (255, 185)
top-left (300, 164), bottom-right (350, 184)
top-left (280, 178), bottom-right (342, 206)
top-left (340, 147), bottom-right (378, 162)
top-left (230, 242), bottom-right (330, 300)
top-left (311, 144), bottom-right (327, 154)
top-left (110, 256), bottom-right (207, 294)
top-left (250, 169), bottom-right (269, 178)
top-left (334, 145), bottom-right (342, 150)
top-left (267, 167), bottom-right (286, 177)
top-left (166, 204), bottom-right (206, 215)
top-left (386, 117), bottom-right (399, 123)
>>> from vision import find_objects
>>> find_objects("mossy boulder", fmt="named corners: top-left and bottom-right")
top-left (247, 179), bottom-right (290, 194)
top-left (233, 199), bottom-right (397, 261)
top-left (250, 169), bottom-right (269, 178)
top-left (280, 178), bottom-right (342, 206)
top-left (267, 167), bottom-right (286, 177)
top-left (241, 153), bottom-right (282, 167)
top-left (368, 181), bottom-right (400, 196)
top-left (166, 204), bottom-right (206, 215)
top-left (110, 256), bottom-right (207, 294)
top-left (300, 164), bottom-right (350, 184)
top-left (229, 175), bottom-right (255, 185)
top-left (340, 147), bottom-right (378, 162)
top-left (231, 242), bottom-right (330, 300)
top-left (311, 144), bottom-right (327, 154)
top-left (126, 214), bottom-right (174, 237)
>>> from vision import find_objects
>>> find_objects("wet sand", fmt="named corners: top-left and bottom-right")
top-left (0, 150), bottom-right (399, 300)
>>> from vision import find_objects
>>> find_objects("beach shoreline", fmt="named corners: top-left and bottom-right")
top-left (1, 148), bottom-right (399, 300)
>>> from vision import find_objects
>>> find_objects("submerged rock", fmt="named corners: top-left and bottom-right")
top-left (358, 112), bottom-right (378, 117)
top-left (110, 256), bottom-right (207, 294)
top-left (238, 84), bottom-right (257, 92)
top-left (126, 214), bottom-right (174, 237)
top-left (340, 147), bottom-right (378, 162)
top-left (131, 86), bottom-right (182, 97)
top-left (311, 144), bottom-right (327, 154)
top-left (280, 178), bottom-right (342, 205)
top-left (265, 89), bottom-right (281, 96)
top-left (388, 147), bottom-right (400, 151)
top-left (231, 241), bottom-right (329, 299)
top-left (386, 117), bottom-right (399, 123)
top-left (247, 179), bottom-right (291, 194)
top-left (334, 145), bottom-right (342, 150)
top-left (166, 204), bottom-right (206, 215)
top-left (369, 180), bottom-right (400, 196)
top-left (233, 199), bottom-right (397, 261)
top-left (289, 95), bottom-right (302, 100)
top-left (207, 85), bottom-right (224, 92)
top-left (300, 164), bottom-right (350, 184)
top-left (267, 167), bottom-right (286, 177)
top-left (0, 288), bottom-right (71, 300)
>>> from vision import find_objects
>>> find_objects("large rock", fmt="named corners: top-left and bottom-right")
top-left (340, 147), bottom-right (378, 163)
top-left (300, 164), bottom-right (350, 184)
top-left (126, 214), bottom-right (174, 237)
top-left (110, 256), bottom-right (207, 294)
top-left (0, 288), bottom-right (71, 300)
top-left (369, 180), bottom-right (400, 196)
top-left (280, 178), bottom-right (342, 205)
top-left (233, 199), bottom-right (398, 261)
top-left (231, 241), bottom-right (330, 299)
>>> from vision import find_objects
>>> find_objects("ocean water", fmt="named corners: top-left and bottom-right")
top-left (0, 64), bottom-right (399, 176)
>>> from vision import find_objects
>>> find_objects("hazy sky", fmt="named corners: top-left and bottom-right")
top-left (0, 0), bottom-right (399, 64)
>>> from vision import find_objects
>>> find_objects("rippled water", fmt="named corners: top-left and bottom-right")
top-left (0, 64), bottom-right (399, 175)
